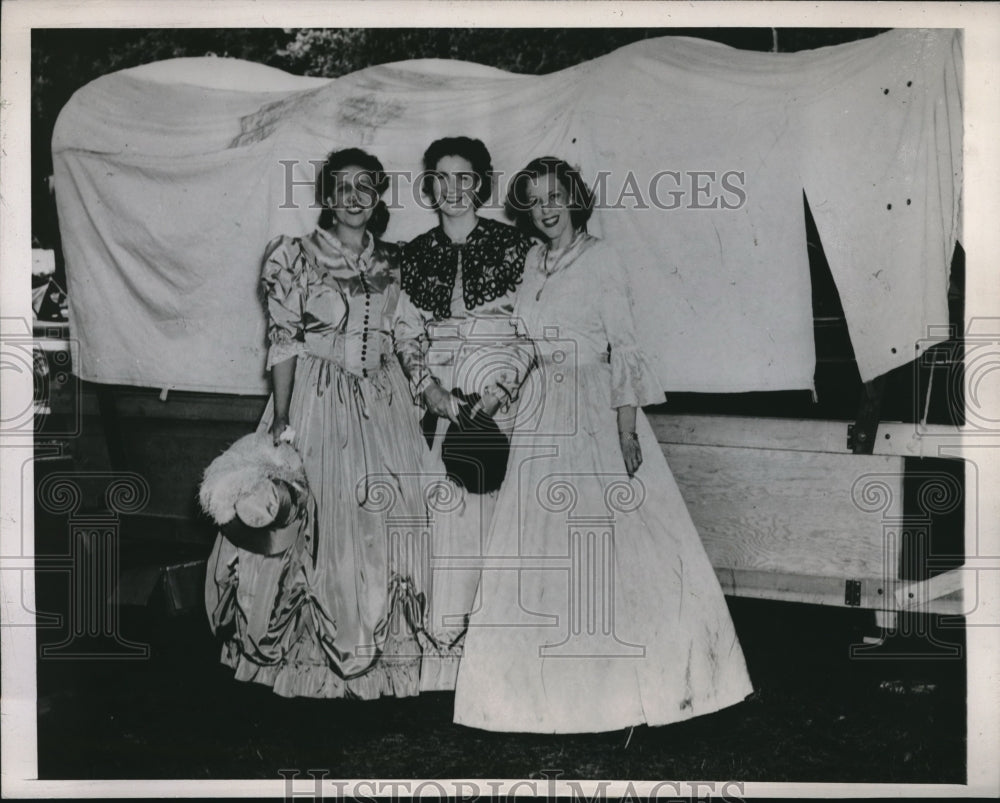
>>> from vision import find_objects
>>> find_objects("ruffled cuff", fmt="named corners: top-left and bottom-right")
top-left (609, 346), bottom-right (665, 408)
top-left (266, 339), bottom-right (306, 370)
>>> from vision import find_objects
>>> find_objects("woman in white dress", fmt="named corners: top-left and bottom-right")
top-left (453, 157), bottom-right (754, 733)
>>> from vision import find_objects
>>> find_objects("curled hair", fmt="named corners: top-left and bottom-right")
top-left (421, 136), bottom-right (494, 209)
top-left (505, 156), bottom-right (594, 236)
top-left (316, 147), bottom-right (390, 236)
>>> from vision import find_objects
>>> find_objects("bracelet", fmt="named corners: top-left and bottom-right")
top-left (620, 431), bottom-right (638, 441)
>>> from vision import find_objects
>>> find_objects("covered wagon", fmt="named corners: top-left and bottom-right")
top-left (49, 29), bottom-right (966, 633)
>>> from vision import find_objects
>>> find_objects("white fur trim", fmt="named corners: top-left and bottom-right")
top-left (199, 432), bottom-right (307, 526)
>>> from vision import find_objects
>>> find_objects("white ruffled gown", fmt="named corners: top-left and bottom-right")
top-left (453, 235), bottom-right (754, 733)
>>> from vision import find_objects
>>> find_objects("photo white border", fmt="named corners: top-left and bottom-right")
top-left (2, 1), bottom-right (998, 798)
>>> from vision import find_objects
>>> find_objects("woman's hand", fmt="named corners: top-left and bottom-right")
top-left (423, 382), bottom-right (460, 423)
top-left (270, 358), bottom-right (296, 445)
top-left (616, 405), bottom-right (642, 477)
top-left (619, 431), bottom-right (642, 477)
top-left (473, 390), bottom-right (503, 418)
top-left (271, 413), bottom-right (291, 446)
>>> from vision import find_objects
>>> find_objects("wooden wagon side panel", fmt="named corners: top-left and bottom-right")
top-left (663, 444), bottom-right (904, 577)
top-left (650, 413), bottom-right (965, 615)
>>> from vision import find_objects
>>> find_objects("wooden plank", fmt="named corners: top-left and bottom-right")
top-left (78, 398), bottom-right (963, 459)
top-left (663, 443), bottom-right (905, 579)
top-left (78, 386), bottom-right (266, 422)
top-left (714, 568), bottom-right (881, 608)
top-left (893, 568), bottom-right (965, 609)
top-left (715, 568), bottom-right (965, 615)
top-left (648, 413), bottom-right (963, 459)
top-left (872, 422), bottom-right (964, 458)
top-left (114, 392), bottom-right (266, 422)
top-left (650, 413), bottom-right (848, 452)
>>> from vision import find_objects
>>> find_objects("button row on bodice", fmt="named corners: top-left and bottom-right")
top-left (361, 279), bottom-right (371, 376)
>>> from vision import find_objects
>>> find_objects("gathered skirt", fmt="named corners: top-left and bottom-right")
top-left (453, 359), bottom-right (754, 732)
top-left (205, 355), bottom-right (433, 699)
top-left (415, 411), bottom-right (499, 692)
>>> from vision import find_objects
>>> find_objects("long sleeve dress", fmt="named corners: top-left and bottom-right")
top-left (453, 234), bottom-right (754, 732)
top-left (204, 227), bottom-right (431, 699)
top-left (395, 216), bottom-right (533, 691)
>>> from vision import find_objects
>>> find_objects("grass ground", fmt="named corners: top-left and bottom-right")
top-left (35, 586), bottom-right (965, 783)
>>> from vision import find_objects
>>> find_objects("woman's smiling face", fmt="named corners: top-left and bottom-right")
top-left (430, 154), bottom-right (481, 218)
top-left (327, 164), bottom-right (378, 230)
top-left (525, 172), bottom-right (574, 247)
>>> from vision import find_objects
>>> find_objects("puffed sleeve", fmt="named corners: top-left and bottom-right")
top-left (393, 289), bottom-right (438, 403)
top-left (261, 236), bottom-right (308, 370)
top-left (598, 244), bottom-right (666, 409)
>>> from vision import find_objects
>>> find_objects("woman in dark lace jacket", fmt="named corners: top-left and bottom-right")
top-left (394, 136), bottom-right (532, 691)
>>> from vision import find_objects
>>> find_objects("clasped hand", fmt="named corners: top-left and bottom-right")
top-left (423, 384), bottom-right (502, 422)
top-left (422, 383), bottom-right (461, 423)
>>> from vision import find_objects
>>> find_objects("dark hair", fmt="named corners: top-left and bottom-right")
top-left (421, 136), bottom-right (494, 209)
top-left (316, 147), bottom-right (390, 236)
top-left (505, 156), bottom-right (595, 236)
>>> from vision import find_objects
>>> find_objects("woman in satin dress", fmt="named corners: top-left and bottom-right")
top-left (205, 148), bottom-right (431, 699)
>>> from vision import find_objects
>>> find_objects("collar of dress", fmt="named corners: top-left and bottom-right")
top-left (401, 217), bottom-right (529, 319)
top-left (309, 227), bottom-right (377, 274)
top-left (538, 230), bottom-right (597, 278)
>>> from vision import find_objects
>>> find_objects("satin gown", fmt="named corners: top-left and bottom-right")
top-left (205, 228), bottom-right (430, 699)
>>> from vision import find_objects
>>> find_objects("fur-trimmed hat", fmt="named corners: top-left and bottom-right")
top-left (200, 432), bottom-right (309, 555)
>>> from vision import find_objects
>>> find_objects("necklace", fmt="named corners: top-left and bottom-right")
top-left (536, 249), bottom-right (553, 301)
top-left (535, 246), bottom-right (559, 301)
top-left (535, 232), bottom-right (589, 301)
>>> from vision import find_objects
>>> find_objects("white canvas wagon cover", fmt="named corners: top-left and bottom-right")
top-left (53, 29), bottom-right (961, 395)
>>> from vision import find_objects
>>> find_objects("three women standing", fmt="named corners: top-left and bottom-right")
top-left (206, 143), bottom-right (752, 731)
